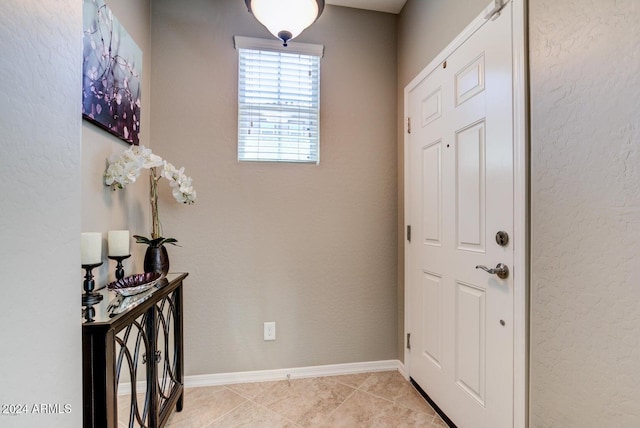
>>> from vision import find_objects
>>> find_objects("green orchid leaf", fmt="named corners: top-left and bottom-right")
top-left (133, 235), bottom-right (179, 247)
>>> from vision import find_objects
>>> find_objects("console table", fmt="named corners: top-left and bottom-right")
top-left (83, 272), bottom-right (187, 428)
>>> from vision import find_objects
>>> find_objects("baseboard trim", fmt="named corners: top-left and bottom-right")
top-left (185, 359), bottom-right (404, 388)
top-left (118, 359), bottom-right (404, 395)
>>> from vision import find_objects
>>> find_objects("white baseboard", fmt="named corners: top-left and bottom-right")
top-left (118, 359), bottom-right (404, 395)
top-left (186, 359), bottom-right (403, 388)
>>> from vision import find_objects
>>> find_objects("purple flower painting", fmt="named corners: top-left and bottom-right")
top-left (82, 0), bottom-right (142, 144)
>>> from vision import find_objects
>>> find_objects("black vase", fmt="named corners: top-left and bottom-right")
top-left (143, 244), bottom-right (169, 275)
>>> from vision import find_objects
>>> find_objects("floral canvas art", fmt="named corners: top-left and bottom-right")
top-left (82, 0), bottom-right (142, 144)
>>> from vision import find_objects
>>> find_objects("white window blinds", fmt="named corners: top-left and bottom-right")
top-left (235, 36), bottom-right (323, 164)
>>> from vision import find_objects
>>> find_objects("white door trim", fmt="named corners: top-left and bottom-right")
top-left (402, 1), bottom-right (528, 427)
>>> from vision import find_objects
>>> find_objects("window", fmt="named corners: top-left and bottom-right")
top-left (234, 36), bottom-right (323, 164)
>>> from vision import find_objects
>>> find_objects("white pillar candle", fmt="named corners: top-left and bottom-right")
top-left (108, 230), bottom-right (130, 257)
top-left (81, 232), bottom-right (102, 265)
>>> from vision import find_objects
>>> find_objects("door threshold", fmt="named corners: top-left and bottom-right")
top-left (410, 377), bottom-right (458, 428)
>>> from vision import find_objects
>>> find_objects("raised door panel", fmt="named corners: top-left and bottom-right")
top-left (456, 121), bottom-right (486, 252)
top-left (421, 272), bottom-right (443, 367)
top-left (455, 54), bottom-right (485, 107)
top-left (422, 87), bottom-right (442, 127)
top-left (455, 281), bottom-right (486, 406)
top-left (422, 142), bottom-right (443, 246)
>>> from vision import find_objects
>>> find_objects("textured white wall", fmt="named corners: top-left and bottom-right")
top-left (529, 0), bottom-right (640, 425)
top-left (150, 0), bottom-right (398, 375)
top-left (0, 1), bottom-right (82, 426)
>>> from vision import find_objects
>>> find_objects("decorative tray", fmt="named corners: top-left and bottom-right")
top-left (107, 272), bottom-right (164, 297)
top-left (106, 288), bottom-right (156, 316)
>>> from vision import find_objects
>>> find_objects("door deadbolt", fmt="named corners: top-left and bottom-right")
top-left (476, 263), bottom-right (509, 279)
top-left (495, 231), bottom-right (509, 247)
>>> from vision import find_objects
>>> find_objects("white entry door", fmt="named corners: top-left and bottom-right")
top-left (406, 3), bottom-right (515, 428)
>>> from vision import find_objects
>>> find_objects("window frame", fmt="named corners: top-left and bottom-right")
top-left (234, 36), bottom-right (324, 164)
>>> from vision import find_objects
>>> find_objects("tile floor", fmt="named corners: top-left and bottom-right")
top-left (147, 370), bottom-right (448, 427)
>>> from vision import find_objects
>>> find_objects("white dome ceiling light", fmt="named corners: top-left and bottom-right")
top-left (244, 0), bottom-right (325, 46)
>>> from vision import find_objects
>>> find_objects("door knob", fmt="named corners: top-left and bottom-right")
top-left (476, 263), bottom-right (509, 279)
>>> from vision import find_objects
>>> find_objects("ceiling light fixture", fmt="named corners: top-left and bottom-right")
top-left (244, 0), bottom-right (325, 47)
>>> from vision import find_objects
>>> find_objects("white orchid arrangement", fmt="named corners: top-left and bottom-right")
top-left (104, 145), bottom-right (196, 245)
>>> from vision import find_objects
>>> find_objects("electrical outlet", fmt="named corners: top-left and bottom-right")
top-left (264, 322), bottom-right (276, 341)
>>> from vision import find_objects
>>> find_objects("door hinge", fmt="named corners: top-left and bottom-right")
top-left (407, 225), bottom-right (411, 242)
top-left (407, 117), bottom-right (411, 134)
top-left (406, 333), bottom-right (411, 350)
top-left (484, 0), bottom-right (505, 21)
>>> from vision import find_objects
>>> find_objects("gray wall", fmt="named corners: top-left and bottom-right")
top-left (397, 0), bottom-right (488, 86)
top-left (398, 0), bottom-right (640, 426)
top-left (529, 0), bottom-right (640, 425)
top-left (151, 0), bottom-right (399, 375)
top-left (0, 1), bottom-right (83, 426)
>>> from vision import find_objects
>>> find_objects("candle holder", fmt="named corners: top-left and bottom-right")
top-left (82, 262), bottom-right (104, 322)
top-left (108, 254), bottom-right (131, 280)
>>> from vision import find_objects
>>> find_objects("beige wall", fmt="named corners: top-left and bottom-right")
top-left (529, 0), bottom-right (640, 425)
top-left (151, 0), bottom-right (398, 374)
top-left (398, 0), bottom-right (488, 86)
top-left (0, 0), bottom-right (83, 426)
top-left (81, 0), bottom-right (152, 286)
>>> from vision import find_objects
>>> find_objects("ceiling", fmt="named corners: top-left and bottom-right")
top-left (325, 0), bottom-right (407, 14)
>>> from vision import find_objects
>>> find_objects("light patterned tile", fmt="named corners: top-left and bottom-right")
top-left (160, 372), bottom-right (443, 428)
top-left (326, 372), bottom-right (373, 389)
top-left (253, 376), bottom-right (356, 426)
top-left (312, 390), bottom-right (436, 428)
top-left (165, 386), bottom-right (246, 427)
top-left (431, 416), bottom-right (450, 427)
top-left (208, 400), bottom-right (300, 428)
top-left (360, 371), bottom-right (437, 416)
top-left (226, 380), bottom-right (284, 400)
top-left (118, 393), bottom-right (147, 427)
top-left (117, 394), bottom-right (131, 426)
